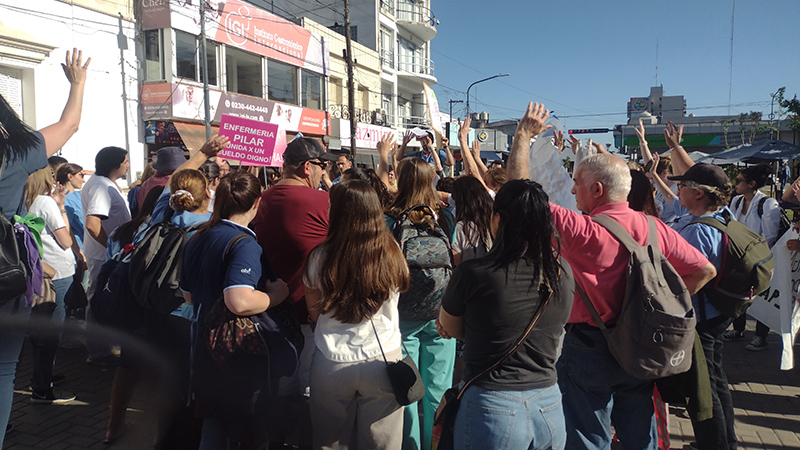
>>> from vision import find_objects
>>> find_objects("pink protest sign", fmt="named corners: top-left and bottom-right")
top-left (217, 114), bottom-right (287, 166)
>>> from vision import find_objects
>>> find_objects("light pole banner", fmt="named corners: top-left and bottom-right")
top-left (217, 114), bottom-right (287, 166)
top-left (423, 82), bottom-right (443, 137)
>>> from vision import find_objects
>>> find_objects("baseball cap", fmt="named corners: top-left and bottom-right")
top-left (410, 127), bottom-right (434, 140)
top-left (283, 138), bottom-right (338, 164)
top-left (667, 163), bottom-right (730, 189)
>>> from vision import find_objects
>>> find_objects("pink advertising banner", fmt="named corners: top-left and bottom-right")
top-left (217, 114), bottom-right (287, 167)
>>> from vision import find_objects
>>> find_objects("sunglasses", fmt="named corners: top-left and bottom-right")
top-left (307, 160), bottom-right (327, 168)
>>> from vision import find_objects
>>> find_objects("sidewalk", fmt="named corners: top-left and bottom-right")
top-left (4, 319), bottom-right (800, 449)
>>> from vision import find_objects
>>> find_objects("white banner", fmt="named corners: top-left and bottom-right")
top-left (528, 118), bottom-right (578, 212)
top-left (750, 229), bottom-right (800, 370)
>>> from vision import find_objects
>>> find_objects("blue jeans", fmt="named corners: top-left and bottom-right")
top-left (0, 297), bottom-right (31, 448)
top-left (30, 277), bottom-right (71, 392)
top-left (557, 327), bottom-right (657, 450)
top-left (692, 315), bottom-right (736, 450)
top-left (454, 384), bottom-right (566, 450)
top-left (400, 319), bottom-right (456, 450)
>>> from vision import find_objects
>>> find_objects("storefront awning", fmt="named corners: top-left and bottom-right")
top-left (172, 122), bottom-right (218, 153)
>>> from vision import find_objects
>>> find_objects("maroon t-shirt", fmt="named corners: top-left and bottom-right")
top-left (253, 184), bottom-right (329, 323)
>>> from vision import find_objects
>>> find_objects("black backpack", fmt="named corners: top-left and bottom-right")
top-left (690, 209), bottom-right (774, 319)
top-left (733, 195), bottom-right (791, 240)
top-left (0, 212), bottom-right (26, 303)
top-left (128, 215), bottom-right (204, 315)
top-left (90, 248), bottom-right (144, 332)
top-left (389, 205), bottom-right (454, 322)
top-left (576, 215), bottom-right (695, 380)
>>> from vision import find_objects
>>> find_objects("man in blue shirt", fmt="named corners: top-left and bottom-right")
top-left (397, 128), bottom-right (453, 171)
top-left (668, 163), bottom-right (737, 450)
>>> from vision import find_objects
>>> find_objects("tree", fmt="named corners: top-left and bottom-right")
top-left (781, 94), bottom-right (800, 144)
top-left (721, 118), bottom-right (733, 148)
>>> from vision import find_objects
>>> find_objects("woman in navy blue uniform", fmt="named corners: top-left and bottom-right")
top-left (181, 171), bottom-right (289, 449)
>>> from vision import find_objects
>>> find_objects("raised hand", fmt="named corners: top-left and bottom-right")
top-left (199, 135), bottom-right (230, 158)
top-left (62, 48), bottom-right (91, 86)
top-left (402, 131), bottom-right (414, 147)
top-left (634, 119), bottom-right (646, 142)
top-left (514, 102), bottom-right (552, 140)
top-left (377, 132), bottom-right (395, 156)
top-left (568, 135), bottom-right (581, 155)
top-left (646, 153), bottom-right (660, 180)
top-left (664, 121), bottom-right (684, 149)
top-left (554, 130), bottom-right (565, 152)
top-left (51, 182), bottom-right (67, 208)
top-left (458, 117), bottom-right (471, 143)
top-left (591, 141), bottom-right (609, 154)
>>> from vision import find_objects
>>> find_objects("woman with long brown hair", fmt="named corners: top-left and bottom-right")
top-left (181, 171), bottom-right (289, 449)
top-left (386, 156), bottom-right (456, 450)
top-left (304, 180), bottom-right (409, 449)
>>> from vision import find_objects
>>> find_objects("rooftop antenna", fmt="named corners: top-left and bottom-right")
top-left (655, 39), bottom-right (659, 86)
top-left (727, 0), bottom-right (735, 116)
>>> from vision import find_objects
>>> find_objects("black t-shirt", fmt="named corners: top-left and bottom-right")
top-left (442, 257), bottom-right (574, 391)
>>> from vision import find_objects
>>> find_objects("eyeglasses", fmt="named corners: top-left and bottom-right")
top-left (735, 178), bottom-right (747, 184)
top-left (307, 160), bottom-right (327, 168)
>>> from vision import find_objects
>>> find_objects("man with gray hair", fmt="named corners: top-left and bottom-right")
top-left (508, 102), bottom-right (716, 450)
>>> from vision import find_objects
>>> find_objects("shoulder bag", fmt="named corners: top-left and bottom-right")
top-left (431, 285), bottom-right (554, 450)
top-left (371, 318), bottom-right (425, 406)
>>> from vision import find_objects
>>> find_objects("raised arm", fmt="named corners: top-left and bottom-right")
top-left (457, 118), bottom-right (489, 190)
top-left (664, 121), bottom-right (694, 176)
top-left (508, 102), bottom-right (552, 180)
top-left (646, 153), bottom-right (677, 201)
top-left (174, 135), bottom-right (229, 173)
top-left (471, 138), bottom-right (489, 176)
top-left (441, 137), bottom-right (455, 176)
top-left (377, 133), bottom-right (397, 193)
top-left (396, 131), bottom-right (414, 160)
top-left (635, 119), bottom-right (654, 167)
top-left (40, 49), bottom-right (91, 156)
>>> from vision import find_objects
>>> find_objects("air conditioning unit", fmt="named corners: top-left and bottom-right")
top-left (373, 109), bottom-right (385, 125)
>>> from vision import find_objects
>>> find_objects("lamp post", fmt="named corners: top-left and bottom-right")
top-left (466, 73), bottom-right (509, 118)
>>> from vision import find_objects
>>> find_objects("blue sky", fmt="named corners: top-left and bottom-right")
top-left (430, 0), bottom-right (800, 148)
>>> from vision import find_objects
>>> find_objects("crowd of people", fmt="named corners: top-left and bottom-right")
top-left (2, 50), bottom-right (799, 450)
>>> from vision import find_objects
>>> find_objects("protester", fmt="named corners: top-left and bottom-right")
top-left (304, 180), bottom-right (409, 449)
top-left (636, 120), bottom-right (679, 223)
top-left (23, 168), bottom-right (77, 404)
top-left (56, 163), bottom-right (86, 251)
top-left (48, 155), bottom-right (68, 177)
top-left (341, 167), bottom-right (394, 208)
top-left (507, 102), bottom-right (716, 450)
top-left (438, 179), bottom-right (574, 449)
top-left (397, 129), bottom-right (454, 171)
top-left (386, 156), bottom-right (456, 450)
top-left (332, 152), bottom-right (353, 185)
top-left (181, 171), bottom-right (289, 449)
top-left (628, 169), bottom-right (659, 217)
top-left (252, 137), bottom-right (337, 448)
top-left (218, 159), bottom-right (231, 177)
top-left (0, 48), bottom-right (89, 445)
top-left (198, 159), bottom-right (221, 214)
top-left (723, 164), bottom-right (780, 350)
top-left (667, 162), bottom-right (738, 450)
top-left (128, 162), bottom-right (155, 217)
top-left (450, 176), bottom-right (493, 264)
top-left (81, 146), bottom-right (131, 366)
top-left (136, 146), bottom-right (187, 206)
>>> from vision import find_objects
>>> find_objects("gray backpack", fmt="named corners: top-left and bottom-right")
top-left (575, 215), bottom-right (695, 380)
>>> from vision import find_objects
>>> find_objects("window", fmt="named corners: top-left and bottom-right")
top-left (380, 27), bottom-right (394, 68)
top-left (398, 37), bottom-right (416, 72)
top-left (330, 77), bottom-right (343, 105)
top-left (359, 86), bottom-right (369, 110)
top-left (301, 70), bottom-right (323, 110)
top-left (226, 47), bottom-right (263, 97)
top-left (199, 42), bottom-right (218, 86)
top-left (144, 30), bottom-right (164, 80)
top-left (268, 59), bottom-right (297, 105)
top-left (175, 31), bottom-right (198, 81)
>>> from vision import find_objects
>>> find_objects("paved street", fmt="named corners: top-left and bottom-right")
top-left (4, 318), bottom-right (800, 449)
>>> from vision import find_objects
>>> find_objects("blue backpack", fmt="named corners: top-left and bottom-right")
top-left (389, 205), bottom-right (454, 322)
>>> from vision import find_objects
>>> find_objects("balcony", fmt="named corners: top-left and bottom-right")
top-left (397, 57), bottom-right (434, 79)
top-left (380, 50), bottom-right (395, 69)
top-left (399, 114), bottom-right (430, 128)
top-left (395, 3), bottom-right (437, 42)
top-left (328, 104), bottom-right (374, 124)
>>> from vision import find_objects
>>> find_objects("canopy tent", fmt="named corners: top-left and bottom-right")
top-left (480, 151), bottom-right (503, 161)
top-left (698, 140), bottom-right (800, 165)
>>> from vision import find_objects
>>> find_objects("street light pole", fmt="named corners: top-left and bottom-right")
top-left (448, 99), bottom-right (463, 120)
top-left (466, 73), bottom-right (508, 119)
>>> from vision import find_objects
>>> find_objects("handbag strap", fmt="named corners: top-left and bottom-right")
top-left (209, 233), bottom-right (253, 310)
top-left (455, 283), bottom-right (555, 401)
top-left (370, 317), bottom-right (411, 366)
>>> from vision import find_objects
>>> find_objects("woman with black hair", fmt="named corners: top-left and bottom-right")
top-left (181, 171), bottom-right (289, 449)
top-left (450, 176), bottom-right (493, 264)
top-left (438, 179), bottom-right (574, 450)
top-left (0, 49), bottom-right (89, 443)
top-left (342, 167), bottom-right (394, 208)
top-left (723, 164), bottom-right (780, 349)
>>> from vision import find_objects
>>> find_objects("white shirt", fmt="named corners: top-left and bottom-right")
top-left (29, 195), bottom-right (75, 280)
top-left (81, 174), bottom-right (131, 261)
top-left (304, 250), bottom-right (402, 362)
top-left (730, 190), bottom-right (781, 247)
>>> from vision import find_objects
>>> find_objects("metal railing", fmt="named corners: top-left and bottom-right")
top-left (327, 104), bottom-right (373, 124)
top-left (380, 0), bottom-right (394, 16)
top-left (399, 114), bottom-right (430, 128)
top-left (396, 57), bottom-right (434, 77)
top-left (380, 50), bottom-right (395, 69)
top-left (395, 3), bottom-right (435, 26)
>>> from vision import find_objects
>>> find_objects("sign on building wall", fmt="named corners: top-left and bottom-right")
top-left (630, 97), bottom-right (650, 112)
top-left (140, 0), bottom-right (329, 75)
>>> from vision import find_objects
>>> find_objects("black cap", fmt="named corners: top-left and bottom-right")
top-left (667, 163), bottom-right (730, 190)
top-left (283, 138), bottom-right (338, 164)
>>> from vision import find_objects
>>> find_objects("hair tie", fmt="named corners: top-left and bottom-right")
top-left (169, 189), bottom-right (194, 209)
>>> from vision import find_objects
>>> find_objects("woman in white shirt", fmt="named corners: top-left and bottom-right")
top-left (723, 164), bottom-right (780, 349)
top-left (24, 168), bottom-right (76, 403)
top-left (304, 180), bottom-right (410, 450)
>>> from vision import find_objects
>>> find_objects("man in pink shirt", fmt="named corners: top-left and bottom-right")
top-left (507, 102), bottom-right (716, 450)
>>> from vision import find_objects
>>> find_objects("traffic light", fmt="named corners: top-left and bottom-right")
top-left (568, 128), bottom-right (610, 134)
